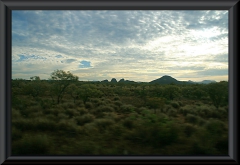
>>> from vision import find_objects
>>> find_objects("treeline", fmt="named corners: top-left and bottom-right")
top-left (12, 70), bottom-right (228, 110)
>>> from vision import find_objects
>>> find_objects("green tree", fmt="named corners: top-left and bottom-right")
top-left (67, 84), bottom-right (81, 103)
top-left (23, 76), bottom-right (45, 100)
top-left (207, 82), bottom-right (228, 109)
top-left (49, 70), bottom-right (79, 104)
top-left (163, 85), bottom-right (180, 100)
top-left (78, 84), bottom-right (103, 105)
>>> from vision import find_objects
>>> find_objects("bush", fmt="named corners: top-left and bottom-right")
top-left (74, 114), bottom-right (95, 126)
top-left (64, 108), bottom-right (80, 118)
top-left (204, 118), bottom-right (226, 136)
top-left (33, 118), bottom-right (57, 131)
top-left (57, 119), bottom-right (78, 133)
top-left (12, 134), bottom-right (51, 155)
top-left (12, 108), bottom-right (22, 118)
top-left (40, 99), bottom-right (53, 109)
top-left (183, 123), bottom-right (198, 137)
top-left (119, 104), bottom-right (135, 114)
top-left (77, 107), bottom-right (88, 115)
top-left (171, 101), bottom-right (179, 109)
top-left (95, 105), bottom-right (114, 113)
top-left (12, 127), bottom-right (22, 141)
top-left (93, 118), bottom-right (115, 132)
top-left (122, 118), bottom-right (135, 129)
top-left (85, 102), bottom-right (94, 109)
top-left (113, 96), bottom-right (120, 101)
top-left (114, 100), bottom-right (122, 107)
top-left (57, 113), bottom-right (69, 120)
top-left (167, 109), bottom-right (178, 117)
top-left (128, 121), bottom-right (179, 148)
top-left (185, 114), bottom-right (201, 125)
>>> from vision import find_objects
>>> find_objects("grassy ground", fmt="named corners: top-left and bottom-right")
top-left (11, 83), bottom-right (228, 155)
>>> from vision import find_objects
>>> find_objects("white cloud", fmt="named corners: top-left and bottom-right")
top-left (12, 10), bottom-right (228, 82)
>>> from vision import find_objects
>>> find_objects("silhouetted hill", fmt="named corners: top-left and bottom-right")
top-left (97, 76), bottom-right (217, 85)
top-left (110, 78), bottom-right (117, 83)
top-left (149, 75), bottom-right (182, 84)
top-left (101, 79), bottom-right (109, 83)
top-left (199, 80), bottom-right (217, 84)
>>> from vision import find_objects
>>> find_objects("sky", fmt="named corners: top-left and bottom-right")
top-left (12, 10), bottom-right (228, 82)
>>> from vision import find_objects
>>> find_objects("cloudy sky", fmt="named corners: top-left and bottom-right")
top-left (12, 10), bottom-right (228, 82)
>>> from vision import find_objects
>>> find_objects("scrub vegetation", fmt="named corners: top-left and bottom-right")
top-left (12, 70), bottom-right (228, 155)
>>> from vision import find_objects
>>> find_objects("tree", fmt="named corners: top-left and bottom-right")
top-left (30, 76), bottom-right (41, 81)
top-left (207, 82), bottom-right (228, 109)
top-left (23, 76), bottom-right (45, 100)
top-left (78, 84), bottom-right (103, 105)
top-left (49, 70), bottom-right (79, 104)
top-left (163, 85), bottom-right (180, 100)
top-left (67, 84), bottom-right (81, 103)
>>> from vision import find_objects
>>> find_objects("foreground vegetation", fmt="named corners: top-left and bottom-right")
top-left (11, 70), bottom-right (228, 155)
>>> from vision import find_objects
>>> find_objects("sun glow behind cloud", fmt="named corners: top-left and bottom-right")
top-left (12, 10), bottom-right (228, 82)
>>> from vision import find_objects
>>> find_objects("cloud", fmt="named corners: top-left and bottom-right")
top-left (12, 10), bottom-right (228, 82)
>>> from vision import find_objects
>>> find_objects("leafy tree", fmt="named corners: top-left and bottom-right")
top-left (30, 76), bottom-right (41, 81)
top-left (163, 85), bottom-right (180, 100)
top-left (23, 76), bottom-right (45, 100)
top-left (49, 70), bottom-right (79, 104)
top-left (146, 97), bottom-right (166, 113)
top-left (67, 84), bottom-right (81, 103)
top-left (207, 82), bottom-right (228, 109)
top-left (78, 84), bottom-right (103, 105)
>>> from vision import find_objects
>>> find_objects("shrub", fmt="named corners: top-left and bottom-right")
top-left (85, 102), bottom-right (94, 109)
top-left (33, 118), bottom-right (57, 131)
top-left (119, 104), bottom-right (135, 114)
top-left (12, 108), bottom-right (22, 118)
top-left (204, 118), bottom-right (226, 136)
top-left (43, 108), bottom-right (60, 116)
top-left (93, 118), bottom-right (115, 132)
top-left (57, 113), bottom-right (69, 120)
top-left (114, 100), bottom-right (122, 107)
top-left (65, 108), bottom-right (80, 118)
top-left (12, 118), bottom-right (33, 131)
top-left (183, 123), bottom-right (198, 137)
top-left (57, 119), bottom-right (78, 133)
top-left (95, 105), bottom-right (114, 113)
top-left (107, 124), bottom-right (125, 137)
top-left (74, 114), bottom-right (95, 126)
top-left (171, 101), bottom-right (179, 109)
top-left (28, 111), bottom-right (44, 118)
top-left (167, 109), bottom-right (178, 117)
top-left (185, 114), bottom-right (200, 125)
top-left (77, 107), bottom-right (88, 115)
top-left (113, 96), bottom-right (120, 101)
top-left (62, 102), bottom-right (76, 109)
top-left (12, 134), bottom-right (51, 155)
top-left (12, 126), bottom-right (22, 141)
top-left (122, 118), bottom-right (135, 129)
top-left (40, 99), bottom-right (53, 109)
top-left (128, 121), bottom-right (179, 148)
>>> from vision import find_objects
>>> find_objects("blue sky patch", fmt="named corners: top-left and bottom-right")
top-left (79, 60), bottom-right (91, 68)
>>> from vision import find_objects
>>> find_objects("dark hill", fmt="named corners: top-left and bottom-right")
top-left (149, 75), bottom-right (180, 84)
top-left (110, 78), bottom-right (117, 83)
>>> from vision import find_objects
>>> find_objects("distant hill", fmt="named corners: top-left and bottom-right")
top-left (149, 75), bottom-right (183, 84)
top-left (110, 78), bottom-right (117, 83)
top-left (188, 80), bottom-right (217, 84)
top-left (98, 76), bottom-right (217, 85)
top-left (149, 75), bottom-right (217, 85)
top-left (198, 80), bottom-right (217, 84)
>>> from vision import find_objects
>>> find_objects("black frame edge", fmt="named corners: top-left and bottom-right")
top-left (229, 0), bottom-right (239, 163)
top-left (0, 0), bottom-right (7, 165)
top-left (1, 0), bottom-right (239, 164)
